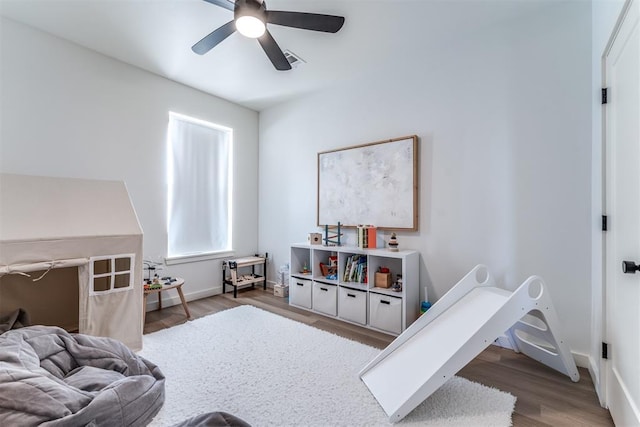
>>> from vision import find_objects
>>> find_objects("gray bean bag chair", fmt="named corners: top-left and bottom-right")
top-left (173, 412), bottom-right (251, 427)
top-left (0, 325), bottom-right (165, 426)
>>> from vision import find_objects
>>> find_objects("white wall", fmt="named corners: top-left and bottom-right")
top-left (590, 0), bottom-right (626, 402)
top-left (0, 2), bottom-right (612, 365)
top-left (0, 18), bottom-right (260, 305)
top-left (259, 2), bottom-right (594, 357)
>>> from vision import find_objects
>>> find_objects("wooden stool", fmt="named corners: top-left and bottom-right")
top-left (143, 278), bottom-right (191, 324)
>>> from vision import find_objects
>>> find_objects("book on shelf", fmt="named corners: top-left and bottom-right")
top-left (367, 226), bottom-right (377, 249)
top-left (357, 225), bottom-right (364, 249)
top-left (343, 255), bottom-right (353, 282)
top-left (342, 254), bottom-right (367, 283)
top-left (357, 225), bottom-right (377, 249)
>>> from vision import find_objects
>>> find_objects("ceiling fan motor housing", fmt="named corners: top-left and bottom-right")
top-left (235, 0), bottom-right (267, 23)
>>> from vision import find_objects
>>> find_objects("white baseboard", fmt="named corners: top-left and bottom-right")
top-left (587, 355), bottom-right (606, 407)
top-left (145, 286), bottom-right (221, 311)
top-left (492, 334), bottom-right (516, 350)
top-left (572, 351), bottom-right (590, 369)
top-left (608, 366), bottom-right (640, 425)
top-left (145, 280), bottom-right (282, 312)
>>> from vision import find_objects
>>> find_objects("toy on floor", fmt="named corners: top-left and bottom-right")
top-left (420, 301), bottom-right (432, 314)
top-left (360, 264), bottom-right (579, 422)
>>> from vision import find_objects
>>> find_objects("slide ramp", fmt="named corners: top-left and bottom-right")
top-left (359, 265), bottom-right (579, 423)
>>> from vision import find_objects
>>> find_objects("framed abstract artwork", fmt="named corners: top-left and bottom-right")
top-left (317, 135), bottom-right (418, 230)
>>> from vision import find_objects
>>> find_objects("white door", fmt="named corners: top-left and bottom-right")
top-left (604, 0), bottom-right (640, 425)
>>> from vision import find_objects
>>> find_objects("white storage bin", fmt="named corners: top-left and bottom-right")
top-left (290, 277), bottom-right (312, 309)
top-left (338, 287), bottom-right (367, 325)
top-left (312, 281), bottom-right (337, 316)
top-left (369, 292), bottom-right (402, 334)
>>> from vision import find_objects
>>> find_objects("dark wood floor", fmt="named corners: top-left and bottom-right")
top-left (144, 288), bottom-right (614, 427)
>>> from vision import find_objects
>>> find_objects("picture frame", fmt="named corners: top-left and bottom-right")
top-left (317, 135), bottom-right (418, 230)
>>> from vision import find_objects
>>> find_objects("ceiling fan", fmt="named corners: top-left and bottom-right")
top-left (192, 0), bottom-right (345, 71)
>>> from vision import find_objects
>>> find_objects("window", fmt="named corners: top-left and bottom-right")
top-left (167, 112), bottom-right (233, 261)
top-left (89, 254), bottom-right (135, 295)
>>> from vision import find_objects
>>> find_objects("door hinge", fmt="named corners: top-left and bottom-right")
top-left (602, 215), bottom-right (608, 231)
top-left (602, 342), bottom-right (609, 359)
top-left (602, 88), bottom-right (608, 104)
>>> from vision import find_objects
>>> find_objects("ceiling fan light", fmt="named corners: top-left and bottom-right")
top-left (236, 15), bottom-right (266, 38)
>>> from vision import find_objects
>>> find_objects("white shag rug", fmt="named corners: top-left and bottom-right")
top-left (140, 305), bottom-right (516, 426)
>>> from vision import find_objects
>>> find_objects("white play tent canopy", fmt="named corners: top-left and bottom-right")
top-left (0, 173), bottom-right (144, 350)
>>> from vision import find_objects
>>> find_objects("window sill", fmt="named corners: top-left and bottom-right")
top-left (165, 251), bottom-right (234, 265)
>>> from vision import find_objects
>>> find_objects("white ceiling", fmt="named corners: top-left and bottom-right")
top-left (0, 0), bottom-right (549, 111)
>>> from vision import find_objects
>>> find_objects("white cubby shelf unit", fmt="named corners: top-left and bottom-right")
top-left (289, 244), bottom-right (420, 335)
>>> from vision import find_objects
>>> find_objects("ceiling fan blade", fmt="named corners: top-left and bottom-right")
top-left (192, 21), bottom-right (236, 55)
top-left (257, 30), bottom-right (291, 71)
top-left (266, 11), bottom-right (345, 33)
top-left (202, 0), bottom-right (234, 12)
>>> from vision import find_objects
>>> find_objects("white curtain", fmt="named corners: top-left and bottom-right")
top-left (168, 114), bottom-right (231, 257)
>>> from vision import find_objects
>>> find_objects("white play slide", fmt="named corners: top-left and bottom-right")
top-left (359, 265), bottom-right (579, 423)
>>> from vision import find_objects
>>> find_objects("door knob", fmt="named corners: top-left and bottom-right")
top-left (622, 260), bottom-right (640, 274)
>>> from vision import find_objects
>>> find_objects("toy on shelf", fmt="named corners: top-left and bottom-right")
top-left (319, 263), bottom-right (337, 277)
top-left (388, 233), bottom-right (399, 252)
top-left (300, 261), bottom-right (311, 275)
top-left (374, 267), bottom-right (392, 288)
top-left (143, 282), bottom-right (163, 291)
top-left (143, 260), bottom-right (163, 284)
top-left (392, 274), bottom-right (403, 292)
top-left (161, 276), bottom-right (178, 285)
top-left (308, 232), bottom-right (322, 245)
top-left (323, 222), bottom-right (343, 246)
